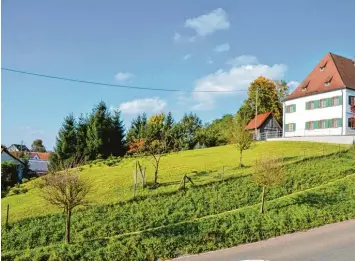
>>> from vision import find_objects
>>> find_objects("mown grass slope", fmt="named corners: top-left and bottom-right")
top-left (2, 147), bottom-right (355, 257)
top-left (2, 173), bottom-right (355, 261)
top-left (1, 141), bottom-right (347, 223)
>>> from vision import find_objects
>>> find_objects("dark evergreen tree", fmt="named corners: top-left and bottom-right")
top-left (76, 114), bottom-right (88, 160)
top-left (109, 110), bottom-right (126, 157)
top-left (86, 101), bottom-right (111, 160)
top-left (52, 114), bottom-right (77, 165)
top-left (126, 113), bottom-right (148, 144)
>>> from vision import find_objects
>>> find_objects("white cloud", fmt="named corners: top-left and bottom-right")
top-left (226, 55), bottom-right (259, 66)
top-left (192, 62), bottom-right (287, 110)
top-left (214, 43), bottom-right (230, 52)
top-left (185, 8), bottom-right (230, 37)
top-left (173, 32), bottom-right (181, 42)
top-left (287, 81), bottom-right (300, 91)
top-left (115, 72), bottom-right (134, 82)
top-left (117, 97), bottom-right (167, 115)
top-left (183, 54), bottom-right (192, 60)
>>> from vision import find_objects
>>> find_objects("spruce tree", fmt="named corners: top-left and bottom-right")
top-left (76, 113), bottom-right (88, 160)
top-left (86, 101), bottom-right (111, 159)
top-left (109, 110), bottom-right (126, 156)
top-left (53, 114), bottom-right (77, 164)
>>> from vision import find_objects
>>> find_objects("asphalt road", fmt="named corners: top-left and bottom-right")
top-left (171, 219), bottom-right (355, 261)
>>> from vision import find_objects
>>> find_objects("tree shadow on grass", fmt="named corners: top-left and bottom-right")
top-left (191, 170), bottom-right (213, 176)
top-left (294, 192), bottom-right (339, 207)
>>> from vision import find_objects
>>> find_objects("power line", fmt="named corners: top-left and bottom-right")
top-left (1, 67), bottom-right (247, 93)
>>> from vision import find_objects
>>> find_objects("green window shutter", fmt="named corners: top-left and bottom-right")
top-left (293, 123), bottom-right (296, 132)
top-left (314, 100), bottom-right (319, 109)
top-left (293, 104), bottom-right (296, 112)
top-left (326, 119), bottom-right (331, 128)
top-left (314, 121), bottom-right (319, 129)
top-left (338, 96), bottom-right (342, 105)
top-left (305, 102), bottom-right (308, 110)
top-left (305, 122), bottom-right (308, 130)
top-left (326, 98), bottom-right (331, 107)
top-left (337, 118), bottom-right (342, 127)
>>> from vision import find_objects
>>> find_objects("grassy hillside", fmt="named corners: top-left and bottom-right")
top-left (2, 148), bottom-right (355, 253)
top-left (3, 171), bottom-right (355, 260)
top-left (1, 141), bottom-right (347, 223)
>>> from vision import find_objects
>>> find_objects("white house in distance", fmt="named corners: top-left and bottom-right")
top-left (283, 52), bottom-right (355, 137)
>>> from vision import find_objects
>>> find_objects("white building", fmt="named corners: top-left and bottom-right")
top-left (283, 53), bottom-right (355, 137)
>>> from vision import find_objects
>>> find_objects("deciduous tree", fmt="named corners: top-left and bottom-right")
top-left (253, 157), bottom-right (284, 214)
top-left (40, 160), bottom-right (90, 243)
top-left (31, 139), bottom-right (46, 152)
top-left (229, 117), bottom-right (253, 167)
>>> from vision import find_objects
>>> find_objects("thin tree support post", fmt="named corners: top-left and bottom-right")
top-left (260, 186), bottom-right (265, 214)
top-left (133, 161), bottom-right (138, 198)
top-left (323, 144), bottom-right (325, 156)
top-left (6, 204), bottom-right (9, 228)
top-left (65, 208), bottom-right (71, 243)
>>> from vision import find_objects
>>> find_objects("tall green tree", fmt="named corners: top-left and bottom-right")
top-left (76, 114), bottom-right (88, 160)
top-left (31, 139), bottom-right (46, 152)
top-left (53, 114), bottom-right (77, 165)
top-left (86, 101), bottom-right (112, 160)
top-left (126, 113), bottom-right (148, 144)
top-left (179, 113), bottom-right (202, 150)
top-left (109, 110), bottom-right (126, 157)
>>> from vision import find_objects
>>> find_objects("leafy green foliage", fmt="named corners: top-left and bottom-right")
top-left (1, 161), bottom-right (18, 189)
top-left (229, 118), bottom-right (253, 166)
top-left (31, 139), bottom-right (46, 152)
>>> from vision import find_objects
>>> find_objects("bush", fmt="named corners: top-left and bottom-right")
top-left (1, 161), bottom-right (18, 188)
top-left (8, 186), bottom-right (28, 196)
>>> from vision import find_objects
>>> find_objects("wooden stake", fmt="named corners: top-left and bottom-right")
top-left (6, 204), bottom-right (9, 228)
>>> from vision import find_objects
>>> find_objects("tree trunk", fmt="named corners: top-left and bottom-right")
top-left (260, 186), bottom-right (265, 214)
top-left (65, 208), bottom-right (72, 243)
top-left (154, 162), bottom-right (159, 185)
top-left (239, 150), bottom-right (243, 167)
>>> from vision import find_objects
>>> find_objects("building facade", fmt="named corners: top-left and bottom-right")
top-left (283, 53), bottom-right (355, 137)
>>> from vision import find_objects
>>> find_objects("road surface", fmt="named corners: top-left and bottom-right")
top-left (171, 219), bottom-right (355, 261)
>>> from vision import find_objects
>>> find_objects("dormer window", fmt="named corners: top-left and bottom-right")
top-left (325, 76), bottom-right (333, 86)
top-left (319, 61), bottom-right (327, 71)
top-left (301, 80), bottom-right (310, 91)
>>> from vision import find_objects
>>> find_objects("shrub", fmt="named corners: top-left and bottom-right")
top-left (8, 186), bottom-right (28, 196)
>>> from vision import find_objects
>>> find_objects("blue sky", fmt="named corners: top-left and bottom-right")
top-left (2, 0), bottom-right (355, 150)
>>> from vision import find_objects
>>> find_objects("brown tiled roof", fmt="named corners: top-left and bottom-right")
top-left (245, 112), bottom-right (272, 130)
top-left (31, 152), bottom-right (51, 161)
top-left (285, 53), bottom-right (355, 101)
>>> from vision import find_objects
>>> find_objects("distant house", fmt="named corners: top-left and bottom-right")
top-left (28, 152), bottom-right (51, 175)
top-left (245, 112), bottom-right (282, 140)
top-left (8, 144), bottom-right (30, 153)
